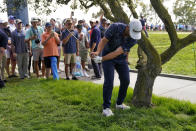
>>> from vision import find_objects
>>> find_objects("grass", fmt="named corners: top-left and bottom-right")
top-left (0, 79), bottom-right (196, 130)
top-left (128, 32), bottom-right (196, 77)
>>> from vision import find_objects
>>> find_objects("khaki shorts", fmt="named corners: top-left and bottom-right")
top-left (32, 48), bottom-right (43, 61)
top-left (64, 53), bottom-right (76, 64)
top-left (79, 50), bottom-right (88, 62)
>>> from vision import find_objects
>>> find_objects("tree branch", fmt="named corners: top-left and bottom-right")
top-left (179, 31), bottom-right (196, 49)
top-left (96, 1), bottom-right (116, 22)
top-left (150, 0), bottom-right (178, 47)
top-left (107, 0), bottom-right (129, 23)
top-left (161, 31), bottom-right (196, 65)
top-left (124, 0), bottom-right (138, 19)
top-left (78, 0), bottom-right (94, 9)
top-left (56, 0), bottom-right (71, 5)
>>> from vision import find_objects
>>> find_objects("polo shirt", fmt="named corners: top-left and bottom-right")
top-left (90, 26), bottom-right (101, 51)
top-left (103, 23), bottom-right (137, 61)
top-left (61, 29), bottom-right (78, 54)
top-left (41, 32), bottom-right (59, 57)
top-left (0, 29), bottom-right (8, 49)
top-left (11, 29), bottom-right (28, 53)
top-left (25, 26), bottom-right (44, 49)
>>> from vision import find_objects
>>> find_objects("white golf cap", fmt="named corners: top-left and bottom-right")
top-left (31, 17), bottom-right (38, 22)
top-left (129, 19), bottom-right (142, 40)
top-left (0, 18), bottom-right (8, 24)
top-left (89, 18), bottom-right (96, 23)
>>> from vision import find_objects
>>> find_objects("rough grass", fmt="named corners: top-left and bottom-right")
top-left (0, 79), bottom-right (195, 130)
top-left (129, 32), bottom-right (196, 77)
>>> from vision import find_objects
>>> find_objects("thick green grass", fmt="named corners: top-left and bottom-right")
top-left (0, 79), bottom-right (195, 130)
top-left (129, 33), bottom-right (196, 76)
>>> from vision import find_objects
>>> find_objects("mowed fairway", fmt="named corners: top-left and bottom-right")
top-left (129, 32), bottom-right (196, 77)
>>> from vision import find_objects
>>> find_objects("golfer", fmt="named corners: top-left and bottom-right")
top-left (91, 19), bottom-right (142, 117)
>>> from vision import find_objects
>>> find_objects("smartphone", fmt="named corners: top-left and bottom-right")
top-left (71, 11), bottom-right (74, 16)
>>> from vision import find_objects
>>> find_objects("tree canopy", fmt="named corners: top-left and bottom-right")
top-left (173, 0), bottom-right (196, 25)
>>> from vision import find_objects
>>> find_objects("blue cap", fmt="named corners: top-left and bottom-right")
top-left (45, 22), bottom-right (52, 27)
top-left (8, 15), bottom-right (15, 20)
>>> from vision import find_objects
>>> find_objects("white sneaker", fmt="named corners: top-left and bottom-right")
top-left (83, 70), bottom-right (89, 77)
top-left (102, 108), bottom-right (114, 117)
top-left (116, 104), bottom-right (130, 110)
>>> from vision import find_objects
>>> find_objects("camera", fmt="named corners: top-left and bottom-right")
top-left (35, 39), bottom-right (40, 44)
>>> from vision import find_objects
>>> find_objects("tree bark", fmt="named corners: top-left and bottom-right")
top-left (132, 34), bottom-right (162, 107)
top-left (132, 67), bottom-right (156, 107)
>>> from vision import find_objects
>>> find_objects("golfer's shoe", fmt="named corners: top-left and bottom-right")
top-left (116, 104), bottom-right (130, 110)
top-left (102, 108), bottom-right (114, 117)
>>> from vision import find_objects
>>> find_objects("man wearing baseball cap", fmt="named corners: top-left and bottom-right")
top-left (25, 17), bottom-right (44, 78)
top-left (11, 19), bottom-right (29, 79)
top-left (91, 19), bottom-right (142, 117)
top-left (8, 15), bottom-right (16, 32)
top-left (41, 22), bottom-right (60, 80)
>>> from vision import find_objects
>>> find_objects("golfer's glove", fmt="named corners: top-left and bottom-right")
top-left (93, 56), bottom-right (102, 63)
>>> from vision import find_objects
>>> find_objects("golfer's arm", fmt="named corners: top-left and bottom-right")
top-left (102, 46), bottom-right (124, 61)
top-left (96, 37), bottom-right (108, 54)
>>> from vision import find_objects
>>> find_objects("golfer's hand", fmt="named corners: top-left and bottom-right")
top-left (93, 56), bottom-right (102, 63)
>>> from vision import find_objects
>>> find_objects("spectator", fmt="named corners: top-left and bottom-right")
top-left (0, 19), bottom-right (9, 82)
top-left (61, 19), bottom-right (79, 80)
top-left (25, 17), bottom-right (45, 78)
top-left (50, 18), bottom-right (62, 72)
top-left (99, 14), bottom-right (107, 38)
top-left (0, 19), bottom-right (8, 88)
top-left (42, 22), bottom-right (60, 80)
top-left (89, 19), bottom-right (102, 79)
top-left (11, 19), bottom-right (29, 79)
top-left (8, 15), bottom-right (16, 32)
top-left (140, 15), bottom-right (148, 37)
top-left (76, 24), bottom-right (89, 77)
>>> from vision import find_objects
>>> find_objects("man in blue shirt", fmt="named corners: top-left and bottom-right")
top-left (140, 15), bottom-right (148, 37)
top-left (61, 19), bottom-right (79, 80)
top-left (89, 19), bottom-right (102, 79)
top-left (99, 18), bottom-right (107, 38)
top-left (0, 23), bottom-right (8, 88)
top-left (91, 19), bottom-right (142, 117)
top-left (12, 19), bottom-right (29, 79)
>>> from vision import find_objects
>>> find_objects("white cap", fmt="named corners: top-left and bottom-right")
top-left (129, 19), bottom-right (142, 40)
top-left (89, 18), bottom-right (96, 23)
top-left (31, 17), bottom-right (38, 22)
top-left (0, 18), bottom-right (8, 24)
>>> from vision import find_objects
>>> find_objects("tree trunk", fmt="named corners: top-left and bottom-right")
top-left (132, 67), bottom-right (157, 107)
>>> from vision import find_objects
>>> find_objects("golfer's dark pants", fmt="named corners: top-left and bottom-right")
top-left (91, 59), bottom-right (102, 78)
top-left (102, 60), bottom-right (130, 109)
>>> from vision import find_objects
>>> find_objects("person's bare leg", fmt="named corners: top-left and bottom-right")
top-left (34, 61), bottom-right (39, 78)
top-left (41, 60), bottom-right (45, 77)
top-left (6, 58), bottom-right (10, 76)
top-left (65, 64), bottom-right (69, 78)
top-left (11, 59), bottom-right (16, 75)
top-left (46, 68), bottom-right (50, 79)
top-left (57, 56), bottom-right (60, 70)
top-left (81, 60), bottom-right (85, 70)
top-left (70, 63), bottom-right (75, 75)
